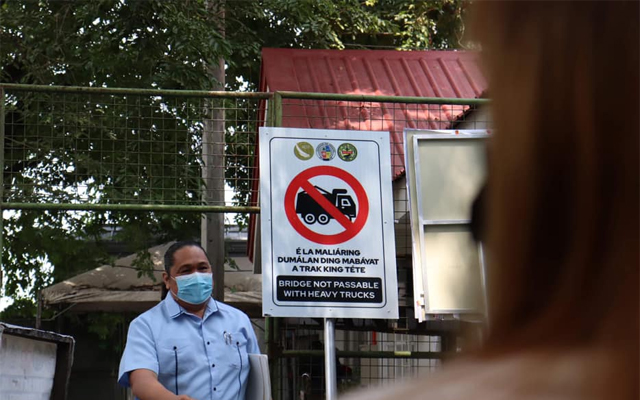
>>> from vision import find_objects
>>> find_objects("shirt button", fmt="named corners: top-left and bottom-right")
top-left (211, 364), bottom-right (215, 368)
top-left (214, 387), bottom-right (217, 391)
top-left (207, 341), bottom-right (210, 345)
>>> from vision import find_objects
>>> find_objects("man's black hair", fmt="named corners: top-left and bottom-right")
top-left (163, 240), bottom-right (207, 274)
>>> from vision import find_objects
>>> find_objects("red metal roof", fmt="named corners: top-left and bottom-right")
top-left (249, 49), bottom-right (487, 261)
top-left (260, 48), bottom-right (488, 179)
top-left (261, 48), bottom-right (485, 98)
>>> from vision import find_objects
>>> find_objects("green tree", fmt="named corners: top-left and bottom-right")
top-left (226, 0), bottom-right (468, 90)
top-left (0, 0), bottom-right (467, 313)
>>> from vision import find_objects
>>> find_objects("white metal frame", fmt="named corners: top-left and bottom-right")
top-left (403, 129), bottom-right (489, 322)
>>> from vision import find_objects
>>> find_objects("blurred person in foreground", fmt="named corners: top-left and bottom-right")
top-left (346, 2), bottom-right (638, 400)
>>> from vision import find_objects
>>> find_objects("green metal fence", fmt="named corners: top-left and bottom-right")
top-left (0, 83), bottom-right (490, 400)
top-left (0, 84), bottom-right (267, 213)
top-left (0, 84), bottom-right (489, 212)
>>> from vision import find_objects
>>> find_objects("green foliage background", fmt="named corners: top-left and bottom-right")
top-left (0, 0), bottom-right (467, 320)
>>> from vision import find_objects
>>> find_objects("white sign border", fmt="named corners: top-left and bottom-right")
top-left (259, 127), bottom-right (399, 319)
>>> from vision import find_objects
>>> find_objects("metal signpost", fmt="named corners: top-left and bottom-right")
top-left (259, 127), bottom-right (399, 399)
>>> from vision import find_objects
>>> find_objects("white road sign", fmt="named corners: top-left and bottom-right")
top-left (259, 127), bottom-right (398, 319)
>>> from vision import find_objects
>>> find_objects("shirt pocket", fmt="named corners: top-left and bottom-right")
top-left (226, 331), bottom-right (250, 370)
top-left (157, 340), bottom-right (200, 380)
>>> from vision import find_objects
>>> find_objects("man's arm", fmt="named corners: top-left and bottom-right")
top-left (119, 319), bottom-right (195, 400)
top-left (130, 369), bottom-right (196, 400)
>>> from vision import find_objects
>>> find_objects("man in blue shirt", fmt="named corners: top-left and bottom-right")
top-left (118, 241), bottom-right (260, 400)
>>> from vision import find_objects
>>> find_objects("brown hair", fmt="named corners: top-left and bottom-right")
top-left (470, 0), bottom-right (638, 383)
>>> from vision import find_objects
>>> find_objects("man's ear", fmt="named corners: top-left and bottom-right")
top-left (162, 271), bottom-right (171, 289)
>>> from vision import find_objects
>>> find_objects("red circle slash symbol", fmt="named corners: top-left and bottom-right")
top-left (284, 166), bottom-right (369, 245)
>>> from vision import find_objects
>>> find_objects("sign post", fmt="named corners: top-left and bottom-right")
top-left (259, 127), bottom-right (398, 319)
top-left (260, 127), bottom-right (398, 399)
top-left (324, 318), bottom-right (337, 400)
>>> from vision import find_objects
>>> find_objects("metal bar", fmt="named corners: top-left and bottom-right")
top-left (413, 132), bottom-right (491, 139)
top-left (36, 290), bottom-right (42, 329)
top-left (266, 97), bottom-right (272, 127)
top-left (265, 315), bottom-right (275, 400)
top-left (201, 57), bottom-right (226, 301)
top-left (0, 88), bottom-right (5, 292)
top-left (0, 84), bottom-right (487, 105)
top-left (324, 318), bottom-right (337, 400)
top-left (0, 203), bottom-right (260, 213)
top-left (441, 334), bottom-right (458, 364)
top-left (280, 350), bottom-right (448, 359)
top-left (479, 243), bottom-right (490, 330)
top-left (0, 84), bottom-right (488, 107)
top-left (265, 317), bottom-right (271, 356)
top-left (273, 317), bottom-right (281, 400)
top-left (273, 91), bottom-right (283, 127)
top-left (270, 97), bottom-right (282, 400)
top-left (421, 219), bottom-right (471, 226)
top-left (0, 83), bottom-right (272, 99)
top-left (277, 90), bottom-right (489, 106)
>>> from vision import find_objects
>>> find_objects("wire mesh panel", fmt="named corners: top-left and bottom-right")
top-left (1, 87), bottom-right (266, 214)
top-left (268, 96), bottom-right (489, 400)
top-left (357, 332), bottom-right (442, 384)
top-left (0, 86), bottom-right (489, 218)
top-left (0, 85), bottom-right (490, 400)
top-left (0, 85), bottom-right (268, 292)
top-left (273, 319), bottom-right (448, 400)
top-left (277, 95), bottom-right (491, 260)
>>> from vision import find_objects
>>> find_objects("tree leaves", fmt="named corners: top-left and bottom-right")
top-left (0, 0), bottom-right (466, 312)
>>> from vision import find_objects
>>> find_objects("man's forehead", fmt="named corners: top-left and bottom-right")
top-left (173, 246), bottom-right (209, 264)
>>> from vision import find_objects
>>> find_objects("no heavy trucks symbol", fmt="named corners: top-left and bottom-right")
top-left (284, 166), bottom-right (369, 245)
top-left (295, 186), bottom-right (356, 225)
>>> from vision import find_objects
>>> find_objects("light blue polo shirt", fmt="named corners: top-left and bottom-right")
top-left (118, 295), bottom-right (260, 400)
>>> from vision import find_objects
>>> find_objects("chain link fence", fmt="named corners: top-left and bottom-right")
top-left (271, 318), bottom-right (466, 400)
top-left (1, 85), bottom-right (266, 212)
top-left (0, 84), bottom-right (490, 400)
top-left (274, 93), bottom-right (490, 258)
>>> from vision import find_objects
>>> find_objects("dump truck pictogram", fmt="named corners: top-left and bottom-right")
top-left (295, 186), bottom-right (356, 225)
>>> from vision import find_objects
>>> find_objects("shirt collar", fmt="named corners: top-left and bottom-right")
top-left (163, 293), bottom-right (219, 319)
top-left (204, 297), bottom-right (220, 320)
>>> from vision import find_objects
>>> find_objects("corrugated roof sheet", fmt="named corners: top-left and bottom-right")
top-left (42, 242), bottom-right (262, 316)
top-left (260, 48), bottom-right (488, 179)
top-left (249, 48), bottom-right (488, 262)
